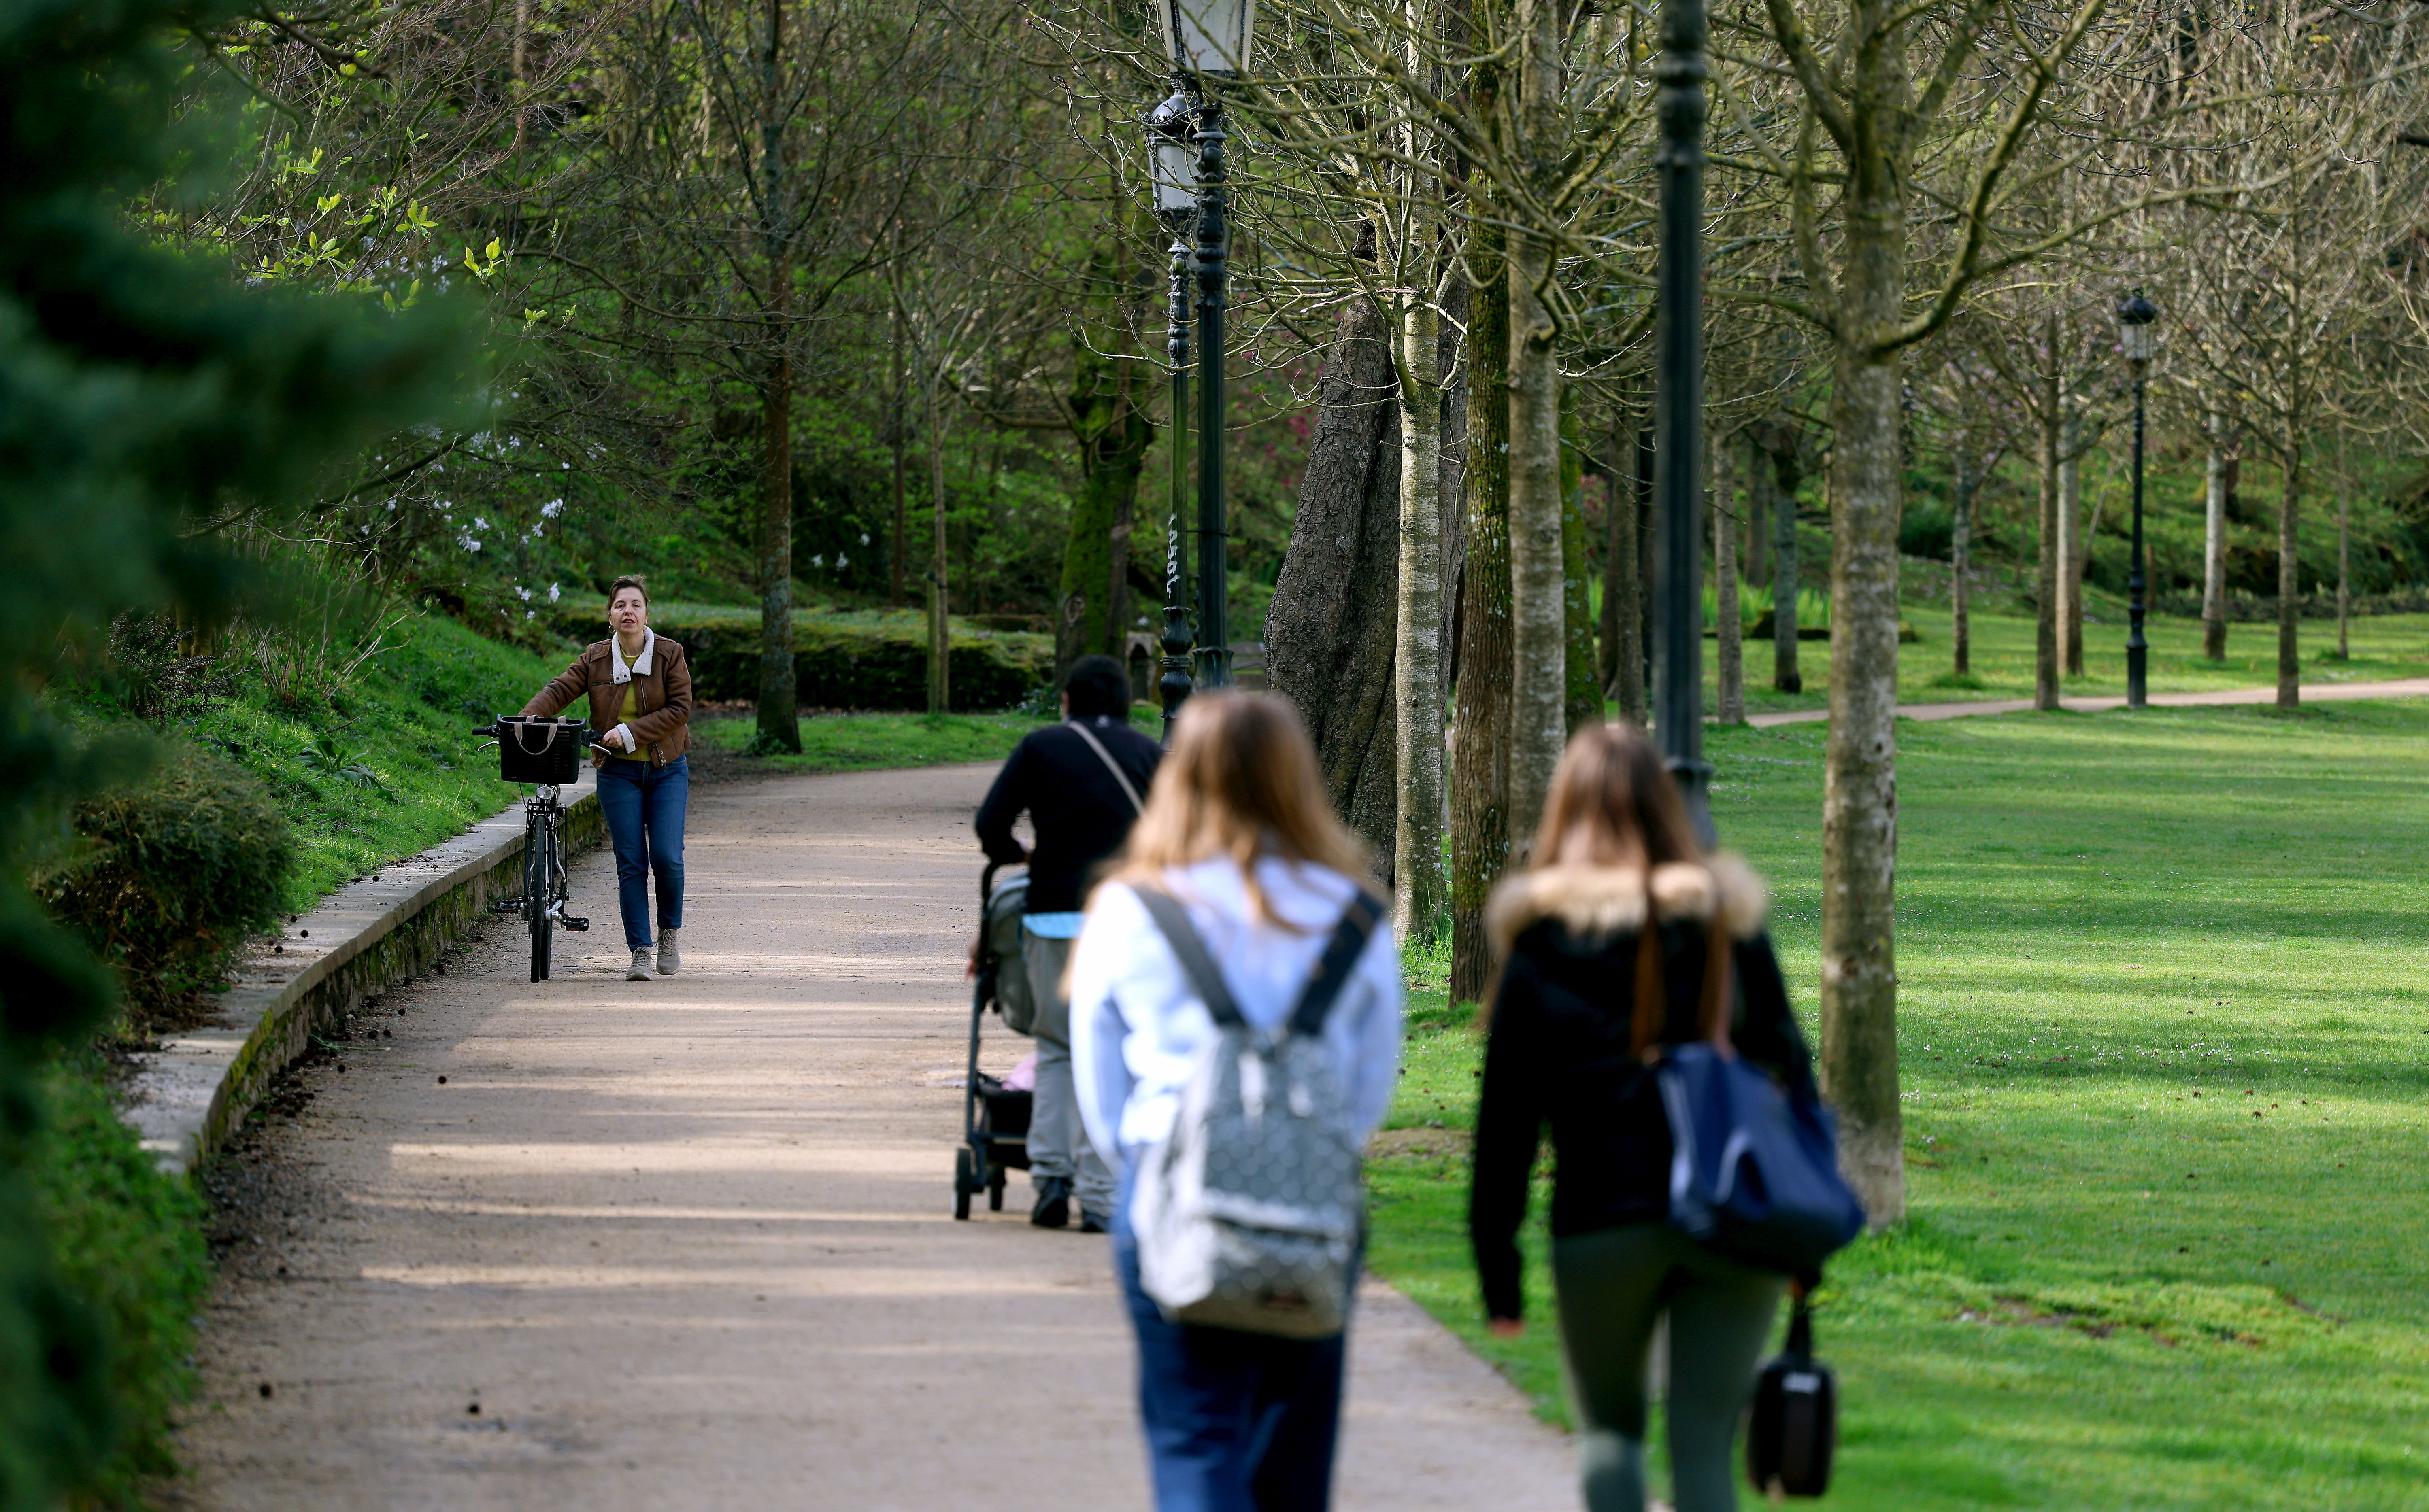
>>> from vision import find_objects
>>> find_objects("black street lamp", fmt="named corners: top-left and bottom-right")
top-left (1155, 0), bottom-right (1255, 690)
top-left (1652, 0), bottom-right (1713, 841)
top-left (1148, 89), bottom-right (1197, 741)
top-left (2117, 289), bottom-right (2157, 710)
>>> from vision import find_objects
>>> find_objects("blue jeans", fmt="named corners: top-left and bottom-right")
top-left (595, 757), bottom-right (687, 951)
top-left (1111, 1176), bottom-right (1355, 1512)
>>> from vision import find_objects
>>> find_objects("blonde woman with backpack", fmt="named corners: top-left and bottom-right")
top-left (1069, 691), bottom-right (1402, 1512)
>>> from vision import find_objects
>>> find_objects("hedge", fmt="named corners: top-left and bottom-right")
top-left (34, 752), bottom-right (296, 1030)
top-left (543, 604), bottom-right (1055, 712)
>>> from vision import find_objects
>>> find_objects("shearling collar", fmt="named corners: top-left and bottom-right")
top-left (1485, 853), bottom-right (1767, 958)
top-left (607, 628), bottom-right (655, 683)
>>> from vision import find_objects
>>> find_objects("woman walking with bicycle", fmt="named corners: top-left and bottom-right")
top-left (522, 574), bottom-right (693, 981)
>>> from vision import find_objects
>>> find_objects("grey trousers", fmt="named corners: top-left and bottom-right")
top-left (1551, 1223), bottom-right (1785, 1512)
top-left (1021, 931), bottom-right (1114, 1222)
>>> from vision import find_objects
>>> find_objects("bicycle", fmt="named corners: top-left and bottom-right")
top-left (474, 717), bottom-right (596, 982)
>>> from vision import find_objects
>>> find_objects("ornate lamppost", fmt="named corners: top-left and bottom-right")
top-left (1155, 0), bottom-right (1255, 690)
top-left (1147, 89), bottom-right (1198, 741)
top-left (1652, 0), bottom-right (1714, 839)
top-left (2117, 290), bottom-right (2158, 710)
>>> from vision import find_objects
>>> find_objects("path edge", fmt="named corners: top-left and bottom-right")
top-left (121, 779), bottom-right (605, 1178)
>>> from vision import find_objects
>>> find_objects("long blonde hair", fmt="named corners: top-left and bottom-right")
top-left (1527, 721), bottom-right (1705, 874)
top-left (1101, 691), bottom-right (1372, 926)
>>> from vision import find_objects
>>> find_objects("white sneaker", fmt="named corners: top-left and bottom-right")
top-left (657, 928), bottom-right (681, 975)
top-left (627, 948), bottom-right (652, 981)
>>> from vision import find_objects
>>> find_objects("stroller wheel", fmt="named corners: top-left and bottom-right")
top-left (953, 1148), bottom-right (974, 1221)
top-left (988, 1169), bottom-right (1006, 1212)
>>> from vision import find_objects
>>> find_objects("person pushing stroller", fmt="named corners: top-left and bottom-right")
top-left (974, 654), bottom-right (1159, 1232)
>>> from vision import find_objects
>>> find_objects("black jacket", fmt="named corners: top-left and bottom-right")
top-left (1468, 859), bottom-right (1817, 1322)
top-left (974, 717), bottom-right (1162, 913)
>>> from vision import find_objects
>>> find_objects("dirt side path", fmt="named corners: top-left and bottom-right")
top-left (170, 762), bottom-right (1576, 1512)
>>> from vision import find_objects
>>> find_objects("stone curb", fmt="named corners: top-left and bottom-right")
top-left (123, 773), bottom-right (605, 1176)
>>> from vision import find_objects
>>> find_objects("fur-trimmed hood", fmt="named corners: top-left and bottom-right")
top-left (1485, 853), bottom-right (1767, 959)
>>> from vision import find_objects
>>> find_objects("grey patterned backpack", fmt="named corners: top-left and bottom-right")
top-left (1128, 885), bottom-right (1386, 1340)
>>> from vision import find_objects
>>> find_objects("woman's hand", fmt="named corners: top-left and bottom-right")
top-left (1488, 1318), bottom-right (1525, 1340)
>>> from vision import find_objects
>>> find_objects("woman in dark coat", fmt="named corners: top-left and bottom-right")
top-left (1469, 722), bottom-right (1818, 1512)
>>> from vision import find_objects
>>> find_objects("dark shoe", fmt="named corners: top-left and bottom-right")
top-left (1029, 1176), bottom-right (1072, 1230)
top-left (1079, 1210), bottom-right (1109, 1235)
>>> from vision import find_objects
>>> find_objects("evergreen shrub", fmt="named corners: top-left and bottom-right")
top-left (36, 754), bottom-right (296, 1028)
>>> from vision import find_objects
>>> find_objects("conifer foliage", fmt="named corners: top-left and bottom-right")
top-left (0, 1), bottom-right (470, 1502)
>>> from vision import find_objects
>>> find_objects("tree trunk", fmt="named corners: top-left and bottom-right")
top-left (756, 318), bottom-right (801, 751)
top-left (1818, 231), bottom-right (1906, 1229)
top-left (2277, 438), bottom-right (2301, 708)
top-left (2033, 314), bottom-right (2061, 713)
top-left (2059, 441), bottom-right (2084, 677)
top-left (1562, 391), bottom-right (1600, 733)
top-left (1395, 272), bottom-right (1447, 942)
top-left (1505, 0), bottom-right (1564, 862)
top-left (1715, 431), bottom-right (1744, 724)
top-left (1450, 226), bottom-right (1512, 1004)
top-left (1058, 346), bottom-right (1155, 675)
top-left (891, 295), bottom-right (908, 607)
top-left (1604, 414), bottom-right (1648, 721)
top-left (753, 0), bottom-right (800, 753)
top-left (2336, 478), bottom-right (2349, 661)
top-left (2202, 416), bottom-right (2227, 660)
top-left (1951, 452), bottom-right (1972, 675)
top-left (1766, 436), bottom-right (1802, 692)
top-left (1747, 438), bottom-right (1770, 588)
top-left (1267, 295), bottom-right (1403, 875)
top-left (928, 368), bottom-right (950, 714)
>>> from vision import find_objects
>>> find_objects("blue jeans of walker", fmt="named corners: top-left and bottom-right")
top-left (595, 757), bottom-right (687, 951)
top-left (1112, 1178), bottom-right (1354, 1512)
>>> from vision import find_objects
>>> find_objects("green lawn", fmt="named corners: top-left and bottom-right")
top-left (693, 705), bottom-right (1163, 774)
top-left (1372, 699), bottom-right (2429, 1510)
top-left (1721, 606), bottom-right (2429, 717)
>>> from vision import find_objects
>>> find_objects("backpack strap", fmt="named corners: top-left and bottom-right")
top-left (1134, 886), bottom-right (1245, 1027)
top-left (1288, 891), bottom-right (1386, 1038)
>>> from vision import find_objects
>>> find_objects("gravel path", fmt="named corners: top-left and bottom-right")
top-left (169, 762), bottom-right (1577, 1511)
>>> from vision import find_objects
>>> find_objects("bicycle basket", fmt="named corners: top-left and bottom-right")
top-left (498, 718), bottom-right (584, 784)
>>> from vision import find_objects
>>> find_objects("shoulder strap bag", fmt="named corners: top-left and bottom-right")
top-left (1648, 910), bottom-right (1865, 1276)
top-left (1066, 718), bottom-right (1144, 814)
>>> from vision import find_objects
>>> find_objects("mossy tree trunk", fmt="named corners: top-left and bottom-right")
top-left (1714, 433), bottom-right (1745, 724)
top-left (2033, 311), bottom-right (2061, 714)
top-left (1450, 220), bottom-right (1512, 1004)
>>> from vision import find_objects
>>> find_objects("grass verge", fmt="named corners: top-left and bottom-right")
top-left (1721, 606), bottom-right (2429, 717)
top-left (1370, 699), bottom-right (2429, 1510)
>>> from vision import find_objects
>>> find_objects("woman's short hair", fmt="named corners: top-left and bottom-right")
top-left (608, 573), bottom-right (649, 605)
top-left (1106, 690), bottom-right (1372, 924)
top-left (1062, 654), bottom-right (1131, 718)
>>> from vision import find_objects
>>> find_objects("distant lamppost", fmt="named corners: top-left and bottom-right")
top-left (1155, 0), bottom-right (1256, 690)
top-left (2117, 289), bottom-right (2158, 711)
top-left (1147, 89), bottom-right (1198, 741)
top-left (1652, 0), bottom-right (1713, 841)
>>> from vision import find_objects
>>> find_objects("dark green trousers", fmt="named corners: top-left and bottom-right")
top-left (1551, 1223), bottom-right (1784, 1512)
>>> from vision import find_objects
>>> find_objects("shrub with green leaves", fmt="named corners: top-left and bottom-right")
top-left (35, 755), bottom-right (295, 1028)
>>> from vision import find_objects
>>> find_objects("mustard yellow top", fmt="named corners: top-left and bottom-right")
top-left (613, 683), bottom-right (649, 760)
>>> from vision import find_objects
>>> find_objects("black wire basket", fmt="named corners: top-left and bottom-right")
top-left (497, 718), bottom-right (586, 784)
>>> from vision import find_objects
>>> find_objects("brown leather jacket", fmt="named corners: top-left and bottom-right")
top-left (521, 635), bottom-right (693, 765)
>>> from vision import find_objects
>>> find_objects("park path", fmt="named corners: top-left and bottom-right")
top-left (168, 764), bottom-right (1577, 1512)
top-left (1744, 674), bottom-right (2429, 728)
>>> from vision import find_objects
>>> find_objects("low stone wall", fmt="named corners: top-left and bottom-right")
top-left (123, 775), bottom-right (604, 1175)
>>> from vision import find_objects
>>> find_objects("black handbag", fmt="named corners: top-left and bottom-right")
top-left (1747, 1294), bottom-right (1837, 1498)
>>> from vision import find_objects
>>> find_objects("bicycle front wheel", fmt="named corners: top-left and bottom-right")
top-left (527, 813), bottom-right (555, 983)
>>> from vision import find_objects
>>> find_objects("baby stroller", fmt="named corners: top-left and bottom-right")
top-left (954, 859), bottom-right (1034, 1219)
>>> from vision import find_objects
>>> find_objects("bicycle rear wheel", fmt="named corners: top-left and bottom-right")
top-left (527, 814), bottom-right (555, 982)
